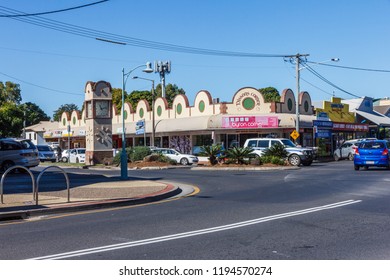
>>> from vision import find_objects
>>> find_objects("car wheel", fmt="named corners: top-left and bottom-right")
top-left (348, 153), bottom-right (354, 161)
top-left (354, 165), bottom-right (359, 170)
top-left (180, 158), bottom-right (189, 165)
top-left (62, 157), bottom-right (68, 163)
top-left (288, 154), bottom-right (301, 166)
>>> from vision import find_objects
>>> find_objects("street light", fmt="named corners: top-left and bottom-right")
top-left (288, 54), bottom-right (339, 143)
top-left (132, 76), bottom-right (155, 147)
top-left (121, 62), bottom-right (153, 180)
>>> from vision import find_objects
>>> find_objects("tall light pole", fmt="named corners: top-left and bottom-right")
top-left (132, 76), bottom-right (155, 147)
top-left (121, 62), bottom-right (153, 180)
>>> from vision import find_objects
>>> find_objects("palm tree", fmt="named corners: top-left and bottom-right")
top-left (199, 144), bottom-right (222, 165)
top-left (226, 147), bottom-right (256, 165)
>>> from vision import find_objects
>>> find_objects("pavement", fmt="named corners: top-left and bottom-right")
top-left (0, 161), bottom-right (305, 222)
top-left (0, 174), bottom-right (184, 221)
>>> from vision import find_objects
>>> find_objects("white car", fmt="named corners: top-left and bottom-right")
top-left (151, 148), bottom-right (198, 165)
top-left (61, 148), bottom-right (86, 163)
top-left (334, 138), bottom-right (377, 161)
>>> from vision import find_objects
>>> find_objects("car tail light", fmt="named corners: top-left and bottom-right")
top-left (382, 149), bottom-right (389, 156)
top-left (355, 149), bottom-right (360, 155)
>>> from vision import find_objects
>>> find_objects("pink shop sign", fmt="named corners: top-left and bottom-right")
top-left (222, 116), bottom-right (279, 129)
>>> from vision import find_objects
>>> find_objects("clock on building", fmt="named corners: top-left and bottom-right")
top-left (95, 100), bottom-right (110, 118)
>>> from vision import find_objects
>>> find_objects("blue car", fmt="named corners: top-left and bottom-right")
top-left (354, 140), bottom-right (390, 170)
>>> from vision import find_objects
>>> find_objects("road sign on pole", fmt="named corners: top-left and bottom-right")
top-left (290, 130), bottom-right (300, 140)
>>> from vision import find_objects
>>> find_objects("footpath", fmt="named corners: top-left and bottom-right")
top-left (0, 174), bottom-right (182, 221)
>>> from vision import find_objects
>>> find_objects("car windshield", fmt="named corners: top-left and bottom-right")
top-left (281, 139), bottom-right (296, 148)
top-left (37, 145), bottom-right (52, 151)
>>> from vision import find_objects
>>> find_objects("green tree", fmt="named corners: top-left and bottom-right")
top-left (23, 102), bottom-right (50, 126)
top-left (226, 147), bottom-right (256, 165)
top-left (0, 81), bottom-right (22, 105)
top-left (259, 87), bottom-right (280, 102)
top-left (112, 87), bottom-right (127, 112)
top-left (53, 103), bottom-right (79, 122)
top-left (155, 83), bottom-right (185, 107)
top-left (199, 144), bottom-right (223, 165)
top-left (126, 90), bottom-right (152, 110)
top-left (0, 102), bottom-right (24, 137)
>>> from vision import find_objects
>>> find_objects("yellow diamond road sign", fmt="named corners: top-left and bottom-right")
top-left (290, 130), bottom-right (300, 140)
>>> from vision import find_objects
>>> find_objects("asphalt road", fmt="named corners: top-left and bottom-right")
top-left (1, 160), bottom-right (390, 260)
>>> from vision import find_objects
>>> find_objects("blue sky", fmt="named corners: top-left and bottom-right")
top-left (1, 0), bottom-right (390, 118)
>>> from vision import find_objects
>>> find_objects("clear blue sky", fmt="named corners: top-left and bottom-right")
top-left (1, 0), bottom-right (389, 118)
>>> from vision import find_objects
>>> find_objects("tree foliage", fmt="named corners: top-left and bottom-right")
top-left (112, 88), bottom-right (126, 112)
top-left (0, 102), bottom-right (24, 137)
top-left (0, 81), bottom-right (22, 105)
top-left (126, 90), bottom-right (151, 110)
top-left (24, 102), bottom-right (50, 126)
top-left (225, 146), bottom-right (255, 165)
top-left (155, 83), bottom-right (186, 107)
top-left (259, 87), bottom-right (280, 102)
top-left (53, 103), bottom-right (79, 122)
top-left (199, 144), bottom-right (222, 165)
top-left (0, 81), bottom-right (50, 137)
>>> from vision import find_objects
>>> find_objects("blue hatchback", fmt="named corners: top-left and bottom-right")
top-left (354, 140), bottom-right (390, 170)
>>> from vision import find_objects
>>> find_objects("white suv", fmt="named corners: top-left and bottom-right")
top-left (243, 138), bottom-right (313, 166)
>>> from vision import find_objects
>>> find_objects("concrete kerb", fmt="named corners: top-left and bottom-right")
top-left (0, 183), bottom-right (182, 221)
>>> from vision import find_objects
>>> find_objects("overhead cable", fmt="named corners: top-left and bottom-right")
top-left (0, 1), bottom-right (108, 17)
top-left (307, 61), bottom-right (390, 73)
top-left (0, 5), bottom-right (289, 58)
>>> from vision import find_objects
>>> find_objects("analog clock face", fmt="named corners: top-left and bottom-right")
top-left (95, 100), bottom-right (110, 117)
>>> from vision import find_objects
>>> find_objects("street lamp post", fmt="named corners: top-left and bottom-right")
top-left (121, 63), bottom-right (153, 180)
top-left (132, 76), bottom-right (155, 147)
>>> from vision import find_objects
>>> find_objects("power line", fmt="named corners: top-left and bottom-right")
top-left (301, 62), bottom-right (360, 98)
top-left (0, 1), bottom-right (109, 17)
top-left (0, 70), bottom-right (83, 96)
top-left (0, 5), bottom-right (289, 58)
top-left (307, 61), bottom-right (390, 73)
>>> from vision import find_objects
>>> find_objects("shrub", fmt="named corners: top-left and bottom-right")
top-left (225, 146), bottom-right (256, 165)
top-left (262, 143), bottom-right (288, 158)
top-left (113, 147), bottom-right (133, 165)
top-left (199, 144), bottom-right (222, 165)
top-left (261, 155), bottom-right (285, 165)
top-left (130, 146), bottom-right (152, 162)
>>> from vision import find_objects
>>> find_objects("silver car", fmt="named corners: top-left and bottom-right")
top-left (36, 145), bottom-right (57, 163)
top-left (0, 138), bottom-right (39, 172)
top-left (334, 138), bottom-right (377, 161)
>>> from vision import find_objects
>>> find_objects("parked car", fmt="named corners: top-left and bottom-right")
top-left (0, 138), bottom-right (39, 172)
top-left (243, 138), bottom-right (313, 166)
top-left (334, 139), bottom-right (359, 161)
top-left (354, 140), bottom-right (390, 170)
top-left (151, 148), bottom-right (199, 165)
top-left (334, 138), bottom-right (378, 161)
top-left (36, 145), bottom-right (57, 163)
top-left (61, 148), bottom-right (86, 163)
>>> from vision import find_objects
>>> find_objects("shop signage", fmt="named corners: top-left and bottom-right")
top-left (222, 116), bottom-right (278, 129)
top-left (315, 129), bottom-right (332, 138)
top-left (135, 119), bottom-right (145, 135)
top-left (333, 122), bottom-right (369, 131)
top-left (313, 120), bottom-right (333, 128)
top-left (316, 112), bottom-right (329, 121)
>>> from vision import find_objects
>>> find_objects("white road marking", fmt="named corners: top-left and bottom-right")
top-left (30, 199), bottom-right (361, 260)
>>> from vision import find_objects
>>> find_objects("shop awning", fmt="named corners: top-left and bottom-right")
top-left (355, 110), bottom-right (390, 126)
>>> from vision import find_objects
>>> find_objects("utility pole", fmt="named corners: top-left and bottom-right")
top-left (286, 53), bottom-right (309, 143)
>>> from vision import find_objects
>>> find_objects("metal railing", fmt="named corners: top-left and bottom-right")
top-left (1, 165), bottom-right (35, 204)
top-left (1, 165), bottom-right (70, 206)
